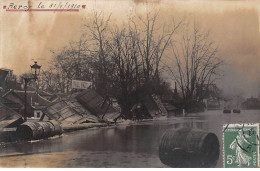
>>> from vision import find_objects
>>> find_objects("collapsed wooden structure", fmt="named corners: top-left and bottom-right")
top-left (42, 89), bottom-right (121, 131)
top-left (0, 102), bottom-right (23, 128)
top-left (43, 98), bottom-right (100, 127)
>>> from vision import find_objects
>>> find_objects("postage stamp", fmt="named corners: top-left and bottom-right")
top-left (223, 123), bottom-right (259, 168)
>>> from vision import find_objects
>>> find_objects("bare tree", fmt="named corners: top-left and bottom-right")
top-left (109, 26), bottom-right (141, 118)
top-left (106, 10), bottom-right (181, 118)
top-left (66, 38), bottom-right (91, 81)
top-left (45, 39), bottom-right (92, 93)
top-left (169, 23), bottom-right (224, 105)
top-left (44, 9), bottom-right (182, 119)
top-left (84, 11), bottom-right (114, 96)
top-left (40, 69), bottom-right (59, 93)
top-left (133, 10), bottom-right (181, 85)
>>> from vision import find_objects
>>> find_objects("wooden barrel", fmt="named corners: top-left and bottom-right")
top-left (37, 122), bottom-right (55, 138)
top-left (223, 109), bottom-right (231, 114)
top-left (16, 122), bottom-right (44, 140)
top-left (159, 128), bottom-right (219, 168)
top-left (47, 120), bottom-right (63, 135)
top-left (233, 109), bottom-right (240, 113)
top-left (16, 121), bottom-right (63, 140)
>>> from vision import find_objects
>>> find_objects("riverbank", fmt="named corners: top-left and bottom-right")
top-left (0, 111), bottom-right (229, 143)
top-left (0, 118), bottom-right (154, 143)
top-left (1, 110), bottom-right (259, 167)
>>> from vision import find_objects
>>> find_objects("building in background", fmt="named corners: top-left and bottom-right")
top-left (241, 97), bottom-right (260, 110)
top-left (0, 68), bottom-right (21, 90)
top-left (198, 84), bottom-right (223, 110)
top-left (2, 90), bottom-right (51, 118)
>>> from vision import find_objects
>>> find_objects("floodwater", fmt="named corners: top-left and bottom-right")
top-left (0, 110), bottom-right (259, 167)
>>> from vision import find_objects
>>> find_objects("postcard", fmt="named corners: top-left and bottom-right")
top-left (0, 0), bottom-right (259, 168)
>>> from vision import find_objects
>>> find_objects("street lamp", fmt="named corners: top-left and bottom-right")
top-left (23, 61), bottom-right (41, 122)
top-left (30, 61), bottom-right (41, 77)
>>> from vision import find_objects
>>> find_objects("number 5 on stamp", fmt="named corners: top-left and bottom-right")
top-left (223, 123), bottom-right (259, 168)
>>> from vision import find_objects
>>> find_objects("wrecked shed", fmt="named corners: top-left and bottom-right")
top-left (75, 89), bottom-right (120, 121)
top-left (141, 94), bottom-right (168, 118)
top-left (43, 99), bottom-right (100, 127)
top-left (0, 102), bottom-right (23, 128)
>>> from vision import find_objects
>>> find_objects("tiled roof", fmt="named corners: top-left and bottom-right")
top-left (0, 97), bottom-right (21, 109)
top-left (15, 90), bottom-right (51, 106)
top-left (0, 102), bottom-right (23, 128)
top-left (3, 90), bottom-right (51, 107)
top-left (26, 86), bottom-right (53, 96)
top-left (49, 93), bottom-right (70, 102)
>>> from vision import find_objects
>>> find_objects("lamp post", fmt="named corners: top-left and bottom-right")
top-left (23, 61), bottom-right (41, 122)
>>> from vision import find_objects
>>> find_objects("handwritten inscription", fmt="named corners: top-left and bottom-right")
top-left (6, 2), bottom-right (81, 11)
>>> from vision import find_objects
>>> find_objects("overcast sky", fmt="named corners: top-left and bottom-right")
top-left (0, 0), bottom-right (259, 98)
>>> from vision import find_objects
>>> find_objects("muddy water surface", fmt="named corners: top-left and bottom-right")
top-left (0, 110), bottom-right (259, 167)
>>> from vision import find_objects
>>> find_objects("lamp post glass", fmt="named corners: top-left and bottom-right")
top-left (30, 61), bottom-right (41, 79)
top-left (23, 61), bottom-right (41, 121)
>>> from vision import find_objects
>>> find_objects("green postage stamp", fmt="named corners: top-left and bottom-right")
top-left (223, 123), bottom-right (259, 168)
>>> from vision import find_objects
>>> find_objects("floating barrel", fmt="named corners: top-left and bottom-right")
top-left (16, 122), bottom-right (44, 140)
top-left (37, 122), bottom-right (55, 138)
top-left (223, 109), bottom-right (231, 114)
top-left (233, 109), bottom-right (241, 113)
top-left (47, 120), bottom-right (63, 136)
top-left (159, 128), bottom-right (219, 168)
top-left (16, 121), bottom-right (62, 140)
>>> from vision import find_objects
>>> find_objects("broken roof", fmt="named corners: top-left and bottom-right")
top-left (142, 94), bottom-right (168, 118)
top-left (0, 102), bottom-right (23, 128)
top-left (163, 102), bottom-right (177, 111)
top-left (3, 90), bottom-right (51, 107)
top-left (75, 89), bottom-right (120, 119)
top-left (0, 97), bottom-right (22, 109)
top-left (26, 86), bottom-right (53, 97)
top-left (0, 69), bottom-right (8, 87)
top-left (43, 99), bottom-right (100, 126)
top-left (49, 93), bottom-right (70, 102)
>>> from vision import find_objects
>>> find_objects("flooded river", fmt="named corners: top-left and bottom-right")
top-left (0, 110), bottom-right (259, 167)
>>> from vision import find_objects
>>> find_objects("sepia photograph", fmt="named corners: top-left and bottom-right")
top-left (0, 0), bottom-right (259, 168)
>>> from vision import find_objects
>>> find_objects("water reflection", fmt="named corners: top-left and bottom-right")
top-left (0, 110), bottom-right (259, 167)
top-left (1, 118), bottom-right (209, 156)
